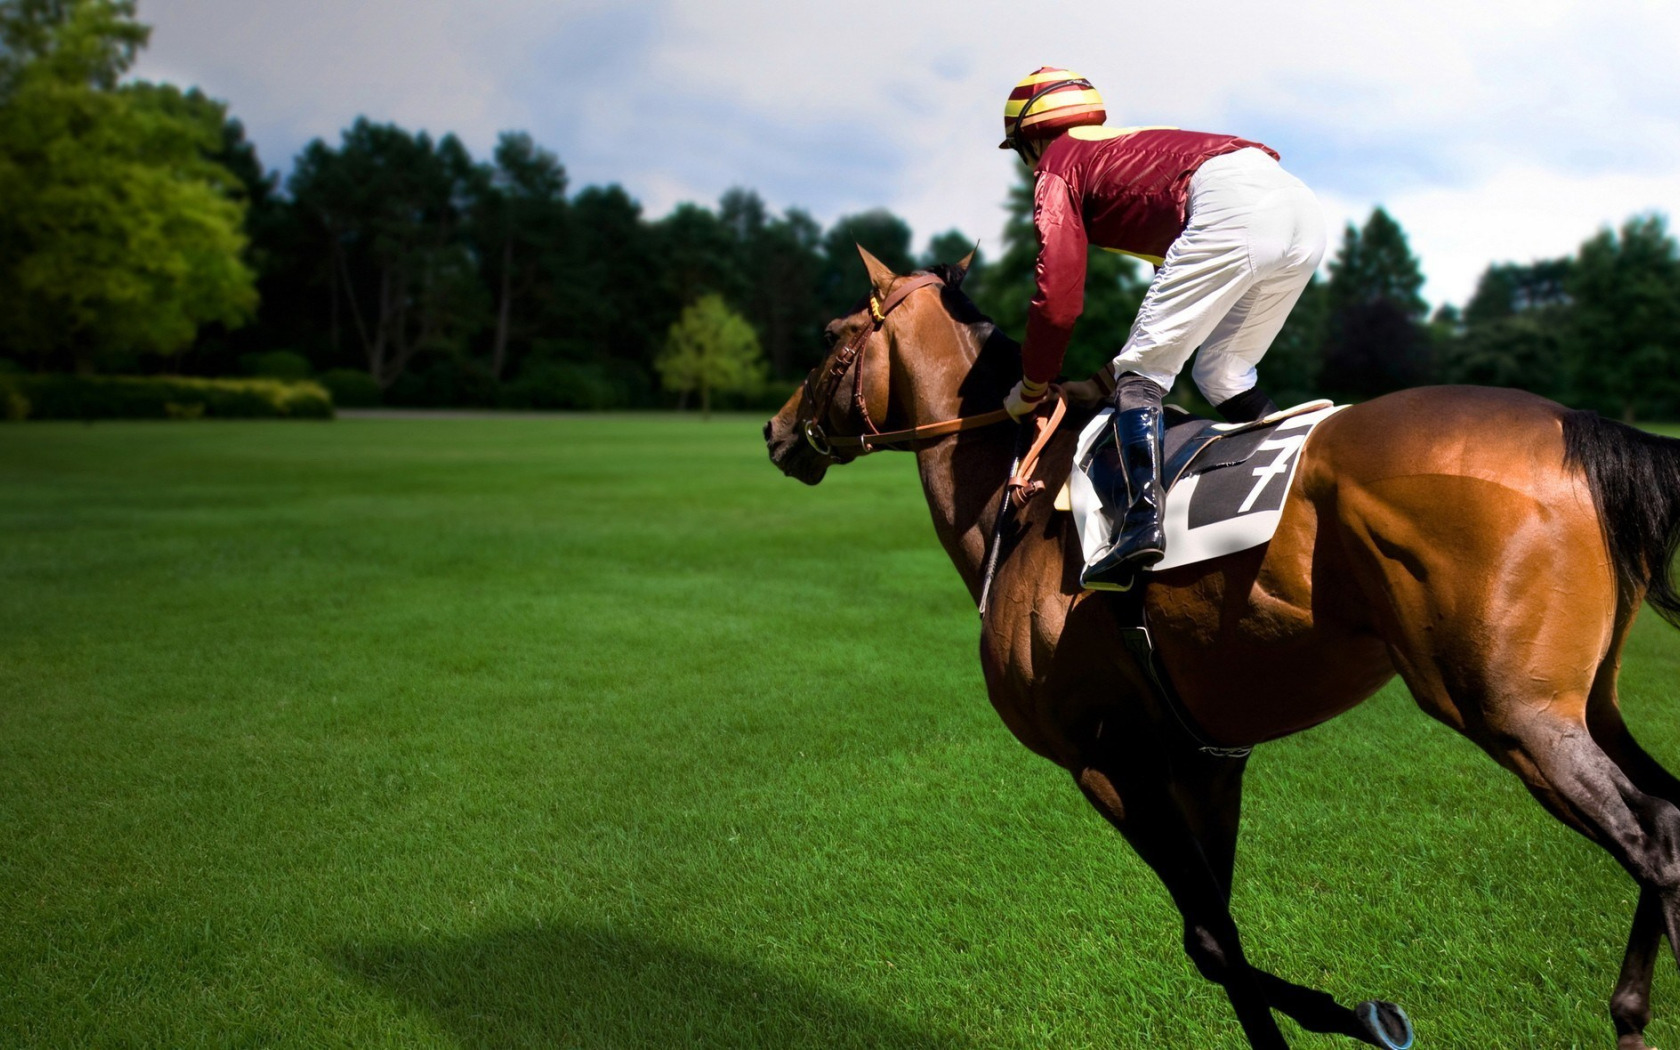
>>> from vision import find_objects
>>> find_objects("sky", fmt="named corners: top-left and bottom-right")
top-left (131, 0), bottom-right (1680, 310)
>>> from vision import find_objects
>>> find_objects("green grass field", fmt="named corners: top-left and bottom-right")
top-left (4, 414), bottom-right (1680, 1049)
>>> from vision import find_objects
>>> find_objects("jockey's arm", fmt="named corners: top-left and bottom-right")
top-left (1022, 171), bottom-right (1088, 387)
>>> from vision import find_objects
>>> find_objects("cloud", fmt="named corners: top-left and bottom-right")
top-left (131, 0), bottom-right (1680, 308)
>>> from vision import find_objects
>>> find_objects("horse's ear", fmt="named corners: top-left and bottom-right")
top-left (955, 243), bottom-right (980, 285)
top-left (855, 243), bottom-right (897, 301)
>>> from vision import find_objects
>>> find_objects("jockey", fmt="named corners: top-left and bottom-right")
top-left (998, 67), bottom-right (1326, 590)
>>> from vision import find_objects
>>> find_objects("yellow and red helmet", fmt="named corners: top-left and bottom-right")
top-left (999, 67), bottom-right (1106, 151)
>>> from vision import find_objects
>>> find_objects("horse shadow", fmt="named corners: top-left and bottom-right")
top-left (332, 920), bottom-right (974, 1050)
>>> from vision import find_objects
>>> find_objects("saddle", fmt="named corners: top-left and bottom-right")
top-left (1059, 399), bottom-right (1341, 758)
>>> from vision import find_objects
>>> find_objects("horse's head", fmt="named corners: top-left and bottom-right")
top-left (764, 244), bottom-right (982, 485)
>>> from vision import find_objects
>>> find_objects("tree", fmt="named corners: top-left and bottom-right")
top-left (539, 183), bottom-right (660, 387)
top-left (817, 209), bottom-right (915, 320)
top-left (0, 0), bottom-right (256, 373)
top-left (1434, 256), bottom-right (1573, 400)
top-left (753, 207), bottom-right (823, 379)
top-left (474, 131), bottom-right (567, 381)
top-left (286, 119), bottom-right (489, 389)
top-left (922, 229), bottom-right (982, 275)
top-left (655, 294), bottom-right (765, 417)
top-left (1565, 215), bottom-right (1680, 421)
top-left (0, 0), bottom-right (147, 95)
top-left (1463, 258), bottom-right (1571, 326)
top-left (1319, 208), bottom-right (1432, 398)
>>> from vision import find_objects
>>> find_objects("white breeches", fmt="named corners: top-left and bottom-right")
top-left (1108, 148), bottom-right (1327, 406)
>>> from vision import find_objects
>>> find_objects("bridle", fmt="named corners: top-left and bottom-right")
top-left (793, 269), bottom-right (1071, 620)
top-left (797, 273), bottom-right (1013, 459)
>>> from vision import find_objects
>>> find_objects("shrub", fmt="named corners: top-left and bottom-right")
top-left (386, 355), bottom-right (497, 408)
top-left (0, 375), bottom-right (334, 421)
top-left (240, 350), bottom-right (314, 381)
top-left (319, 369), bottom-right (382, 408)
top-left (501, 359), bottom-right (652, 410)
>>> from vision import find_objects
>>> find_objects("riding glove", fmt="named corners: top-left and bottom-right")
top-left (1005, 377), bottom-right (1049, 420)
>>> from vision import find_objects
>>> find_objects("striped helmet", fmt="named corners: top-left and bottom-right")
top-left (999, 67), bottom-right (1106, 151)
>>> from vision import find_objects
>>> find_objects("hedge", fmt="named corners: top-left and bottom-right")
top-left (0, 375), bottom-right (334, 421)
top-left (319, 368), bottom-right (382, 408)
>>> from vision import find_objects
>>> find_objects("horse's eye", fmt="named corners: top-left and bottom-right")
top-left (823, 324), bottom-right (841, 348)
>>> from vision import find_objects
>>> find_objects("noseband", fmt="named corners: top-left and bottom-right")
top-left (798, 273), bottom-right (1012, 457)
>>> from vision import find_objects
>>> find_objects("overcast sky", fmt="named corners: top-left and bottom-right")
top-left (132, 0), bottom-right (1680, 310)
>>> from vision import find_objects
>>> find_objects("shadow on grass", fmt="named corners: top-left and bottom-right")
top-left (333, 921), bottom-right (974, 1050)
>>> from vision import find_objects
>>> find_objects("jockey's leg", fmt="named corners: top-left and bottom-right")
top-left (1087, 187), bottom-right (1258, 591)
top-left (1191, 171), bottom-right (1326, 420)
top-left (1081, 374), bottom-right (1167, 590)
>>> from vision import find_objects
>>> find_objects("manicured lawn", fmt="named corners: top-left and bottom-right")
top-left (3, 414), bottom-right (1679, 1048)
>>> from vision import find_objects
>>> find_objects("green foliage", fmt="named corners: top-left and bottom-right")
top-left (1463, 257), bottom-right (1571, 326)
top-left (921, 229), bottom-right (982, 274)
top-left (500, 358), bottom-right (647, 411)
top-left (0, 0), bottom-right (147, 94)
top-left (474, 131), bottom-right (567, 382)
top-left (1319, 208), bottom-right (1432, 399)
top-left (656, 294), bottom-right (766, 416)
top-left (1326, 207), bottom-right (1427, 319)
top-left (0, 3), bottom-right (256, 374)
top-left (0, 373), bottom-right (332, 419)
top-left (1564, 215), bottom-right (1680, 421)
top-left (286, 120), bottom-right (489, 389)
top-left (1436, 313), bottom-right (1565, 391)
top-left (240, 349), bottom-right (312, 380)
top-left (1431, 221), bottom-right (1680, 419)
top-left (818, 209), bottom-right (916, 321)
top-left (319, 367), bottom-right (381, 408)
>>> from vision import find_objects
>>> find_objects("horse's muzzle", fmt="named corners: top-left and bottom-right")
top-left (764, 411), bottom-right (829, 486)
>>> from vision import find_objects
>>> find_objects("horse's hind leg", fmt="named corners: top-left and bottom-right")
top-left (1410, 659), bottom-right (1680, 1049)
top-left (1479, 707), bottom-right (1680, 1046)
top-left (1587, 653), bottom-right (1680, 1050)
top-left (1337, 468), bottom-right (1680, 1046)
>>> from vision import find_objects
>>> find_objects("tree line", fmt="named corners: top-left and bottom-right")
top-left (3, 0), bottom-right (1679, 419)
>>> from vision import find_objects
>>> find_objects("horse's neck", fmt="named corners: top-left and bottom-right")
top-left (896, 324), bottom-right (1018, 604)
top-left (914, 435), bottom-right (1016, 604)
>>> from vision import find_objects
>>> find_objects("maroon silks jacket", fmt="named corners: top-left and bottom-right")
top-left (1021, 127), bottom-right (1279, 384)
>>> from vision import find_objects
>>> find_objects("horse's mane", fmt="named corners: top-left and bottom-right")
top-left (914, 266), bottom-right (1027, 415)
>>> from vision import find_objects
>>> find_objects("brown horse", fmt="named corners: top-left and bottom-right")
top-left (764, 247), bottom-right (1680, 1049)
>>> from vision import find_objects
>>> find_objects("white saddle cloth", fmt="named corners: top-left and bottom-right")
top-left (1064, 402), bottom-right (1344, 575)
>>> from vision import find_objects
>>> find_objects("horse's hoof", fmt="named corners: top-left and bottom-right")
top-left (1356, 1000), bottom-right (1413, 1049)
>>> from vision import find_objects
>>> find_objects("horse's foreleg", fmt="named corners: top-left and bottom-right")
top-left (1168, 749), bottom-right (1410, 1047)
top-left (1076, 757), bottom-right (1291, 1049)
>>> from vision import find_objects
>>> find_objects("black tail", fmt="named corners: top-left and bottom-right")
top-left (1562, 410), bottom-right (1680, 627)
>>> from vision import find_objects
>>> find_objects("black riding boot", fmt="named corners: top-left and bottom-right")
top-left (1080, 389), bottom-right (1166, 591)
top-left (1215, 386), bottom-right (1278, 424)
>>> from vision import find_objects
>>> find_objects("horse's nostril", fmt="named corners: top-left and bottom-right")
top-left (762, 420), bottom-right (774, 443)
